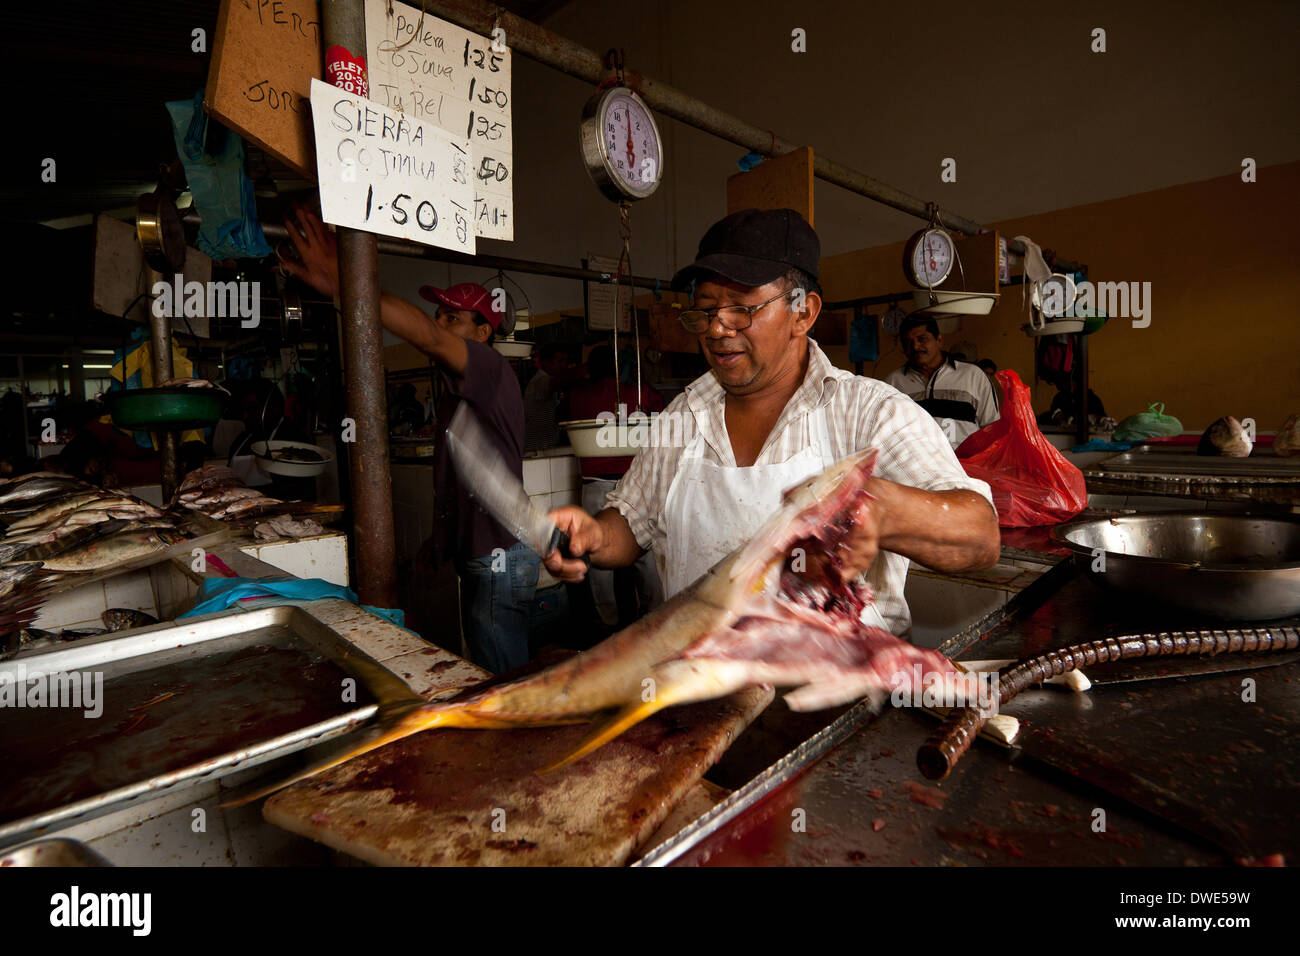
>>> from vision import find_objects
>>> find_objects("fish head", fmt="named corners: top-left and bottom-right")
top-left (678, 446), bottom-right (956, 713)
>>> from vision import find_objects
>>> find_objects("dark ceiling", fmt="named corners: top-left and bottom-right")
top-left (0, 0), bottom-right (567, 353)
top-left (2, 0), bottom-right (568, 226)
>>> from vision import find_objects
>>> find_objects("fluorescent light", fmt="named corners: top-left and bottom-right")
top-left (83, 364), bottom-right (112, 370)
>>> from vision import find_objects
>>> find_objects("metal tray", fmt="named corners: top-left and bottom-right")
top-left (0, 604), bottom-right (412, 848)
top-left (1088, 444), bottom-right (1300, 483)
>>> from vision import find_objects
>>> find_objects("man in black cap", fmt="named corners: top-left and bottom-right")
top-left (543, 208), bottom-right (1000, 638)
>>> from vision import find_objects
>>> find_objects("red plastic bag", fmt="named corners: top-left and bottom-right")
top-left (955, 370), bottom-right (1087, 527)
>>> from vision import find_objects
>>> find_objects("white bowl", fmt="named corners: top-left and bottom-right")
top-left (251, 440), bottom-right (333, 478)
top-left (911, 290), bottom-right (1000, 315)
top-left (560, 417), bottom-right (651, 459)
top-left (494, 340), bottom-right (533, 359)
top-left (1022, 318), bottom-right (1086, 336)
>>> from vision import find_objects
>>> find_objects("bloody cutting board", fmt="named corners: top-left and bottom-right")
top-left (263, 688), bottom-right (772, 866)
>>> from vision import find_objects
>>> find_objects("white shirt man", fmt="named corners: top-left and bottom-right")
top-left (885, 317), bottom-right (998, 449)
top-left (541, 208), bottom-right (1000, 639)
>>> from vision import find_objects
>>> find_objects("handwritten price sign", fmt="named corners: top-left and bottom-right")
top-left (309, 78), bottom-right (475, 254)
top-left (365, 0), bottom-right (513, 240)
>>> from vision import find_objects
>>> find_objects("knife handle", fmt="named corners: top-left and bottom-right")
top-left (548, 527), bottom-right (591, 568)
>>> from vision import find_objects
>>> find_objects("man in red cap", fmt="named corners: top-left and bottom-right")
top-left (280, 207), bottom-right (537, 674)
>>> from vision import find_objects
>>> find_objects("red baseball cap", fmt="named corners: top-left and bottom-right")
top-left (418, 282), bottom-right (503, 330)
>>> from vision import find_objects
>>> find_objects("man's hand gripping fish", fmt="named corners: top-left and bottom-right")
top-left (231, 449), bottom-right (955, 804)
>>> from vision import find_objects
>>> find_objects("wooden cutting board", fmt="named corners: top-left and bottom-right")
top-left (264, 688), bottom-right (771, 866)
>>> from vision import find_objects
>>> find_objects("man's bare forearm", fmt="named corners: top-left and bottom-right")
top-left (589, 507), bottom-right (643, 568)
top-left (378, 293), bottom-right (467, 373)
top-left (870, 480), bottom-right (1001, 571)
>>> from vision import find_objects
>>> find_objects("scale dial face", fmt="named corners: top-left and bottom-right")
top-left (881, 307), bottom-right (908, 336)
top-left (580, 87), bottom-right (663, 202)
top-left (903, 227), bottom-right (955, 288)
top-left (1034, 273), bottom-right (1078, 318)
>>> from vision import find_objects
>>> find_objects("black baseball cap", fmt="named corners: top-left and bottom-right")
top-left (672, 208), bottom-right (821, 294)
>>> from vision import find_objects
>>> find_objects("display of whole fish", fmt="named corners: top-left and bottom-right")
top-left (232, 449), bottom-right (960, 805)
top-left (1197, 415), bottom-right (1252, 457)
top-left (0, 479), bottom-right (188, 655)
top-left (1276, 414), bottom-right (1300, 457)
top-left (103, 607), bottom-right (159, 631)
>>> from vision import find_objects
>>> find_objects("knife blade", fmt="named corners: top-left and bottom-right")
top-left (445, 404), bottom-right (580, 561)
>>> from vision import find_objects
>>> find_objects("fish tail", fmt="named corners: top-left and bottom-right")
top-left (220, 704), bottom-right (480, 807)
top-left (535, 697), bottom-right (673, 775)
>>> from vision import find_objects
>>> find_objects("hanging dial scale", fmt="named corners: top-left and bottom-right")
top-left (579, 72), bottom-right (666, 412)
top-left (579, 85), bottom-right (664, 203)
top-left (903, 222), bottom-right (956, 289)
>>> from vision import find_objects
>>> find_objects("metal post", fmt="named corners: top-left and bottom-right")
top-left (147, 269), bottom-right (180, 501)
top-left (1076, 332), bottom-right (1090, 447)
top-left (322, 0), bottom-right (398, 609)
top-left (422, 0), bottom-right (1080, 271)
top-left (261, 221), bottom-right (673, 291)
top-left (68, 354), bottom-right (85, 403)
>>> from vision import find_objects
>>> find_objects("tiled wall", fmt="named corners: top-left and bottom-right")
top-left (523, 453), bottom-right (581, 512)
top-left (33, 562), bottom-right (199, 633)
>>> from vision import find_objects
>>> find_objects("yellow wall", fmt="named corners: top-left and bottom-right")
top-left (820, 162), bottom-right (1300, 431)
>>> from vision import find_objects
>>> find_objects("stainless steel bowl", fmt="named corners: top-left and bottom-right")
top-left (1051, 513), bottom-right (1300, 621)
top-left (1, 837), bottom-right (112, 866)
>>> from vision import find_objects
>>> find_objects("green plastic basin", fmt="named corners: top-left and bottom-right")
top-left (106, 387), bottom-right (223, 430)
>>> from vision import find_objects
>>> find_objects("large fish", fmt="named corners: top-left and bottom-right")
top-left (5, 491), bottom-right (111, 532)
top-left (231, 449), bottom-right (957, 804)
top-left (38, 530), bottom-right (171, 573)
top-left (0, 475), bottom-right (87, 508)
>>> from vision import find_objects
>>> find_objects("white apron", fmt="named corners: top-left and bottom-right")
top-left (660, 404), bottom-right (889, 630)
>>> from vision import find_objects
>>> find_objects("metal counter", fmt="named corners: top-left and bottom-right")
top-left (642, 561), bottom-right (1299, 866)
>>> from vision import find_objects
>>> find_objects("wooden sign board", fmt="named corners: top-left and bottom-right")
top-left (309, 79), bottom-right (475, 254)
top-left (951, 230), bottom-right (999, 292)
top-left (726, 147), bottom-right (815, 226)
top-left (205, 0), bottom-right (323, 178)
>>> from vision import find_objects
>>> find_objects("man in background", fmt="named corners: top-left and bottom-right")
top-left (885, 316), bottom-right (998, 448)
top-left (523, 345), bottom-right (573, 450)
top-left (281, 207), bottom-right (538, 673)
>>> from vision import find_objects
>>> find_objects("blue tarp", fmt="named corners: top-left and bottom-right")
top-left (179, 575), bottom-right (406, 630)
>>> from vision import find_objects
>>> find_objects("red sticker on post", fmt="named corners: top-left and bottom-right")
top-left (325, 45), bottom-right (369, 98)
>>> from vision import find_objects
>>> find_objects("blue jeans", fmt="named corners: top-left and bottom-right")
top-left (457, 541), bottom-right (539, 674)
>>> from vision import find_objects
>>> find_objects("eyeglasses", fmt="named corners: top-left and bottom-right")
top-left (677, 288), bottom-right (796, 334)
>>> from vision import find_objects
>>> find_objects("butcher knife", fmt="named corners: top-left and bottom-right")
top-left (446, 404), bottom-right (586, 563)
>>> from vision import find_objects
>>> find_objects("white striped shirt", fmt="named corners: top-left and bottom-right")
top-left (604, 339), bottom-right (995, 635)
